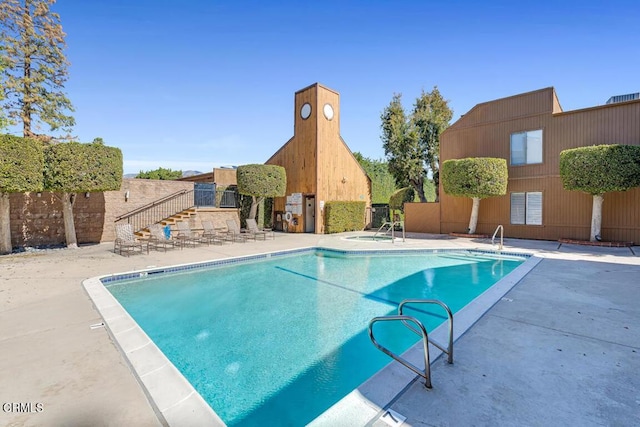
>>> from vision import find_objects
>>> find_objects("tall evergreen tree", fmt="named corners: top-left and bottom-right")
top-left (381, 93), bottom-right (426, 201)
top-left (381, 88), bottom-right (452, 202)
top-left (413, 87), bottom-right (453, 201)
top-left (0, 0), bottom-right (74, 138)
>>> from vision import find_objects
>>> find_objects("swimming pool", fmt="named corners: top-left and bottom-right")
top-left (97, 248), bottom-right (528, 426)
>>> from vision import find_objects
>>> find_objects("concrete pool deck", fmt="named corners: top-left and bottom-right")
top-left (0, 232), bottom-right (638, 426)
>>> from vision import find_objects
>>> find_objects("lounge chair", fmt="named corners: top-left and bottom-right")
top-left (225, 219), bottom-right (249, 242)
top-left (114, 223), bottom-right (148, 256)
top-left (175, 221), bottom-right (204, 247)
top-left (201, 220), bottom-right (225, 245)
top-left (147, 223), bottom-right (182, 251)
top-left (245, 218), bottom-right (270, 240)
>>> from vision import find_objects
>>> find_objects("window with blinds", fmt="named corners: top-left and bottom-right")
top-left (510, 192), bottom-right (542, 225)
top-left (510, 129), bottom-right (543, 165)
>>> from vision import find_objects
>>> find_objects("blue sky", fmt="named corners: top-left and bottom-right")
top-left (16, 0), bottom-right (640, 174)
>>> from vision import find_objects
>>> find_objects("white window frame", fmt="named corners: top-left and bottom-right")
top-left (510, 129), bottom-right (543, 165)
top-left (510, 192), bottom-right (542, 225)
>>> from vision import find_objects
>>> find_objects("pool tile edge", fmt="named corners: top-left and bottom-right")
top-left (82, 277), bottom-right (226, 427)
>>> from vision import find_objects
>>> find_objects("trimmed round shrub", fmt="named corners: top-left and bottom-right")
top-left (237, 164), bottom-right (286, 198)
top-left (560, 144), bottom-right (640, 195)
top-left (389, 187), bottom-right (415, 212)
top-left (0, 134), bottom-right (44, 193)
top-left (441, 157), bottom-right (508, 198)
top-left (44, 142), bottom-right (123, 192)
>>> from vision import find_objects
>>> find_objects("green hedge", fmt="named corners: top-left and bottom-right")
top-left (44, 142), bottom-right (123, 192)
top-left (389, 187), bottom-right (415, 212)
top-left (560, 144), bottom-right (640, 195)
top-left (0, 134), bottom-right (44, 193)
top-left (237, 164), bottom-right (286, 197)
top-left (441, 157), bottom-right (508, 198)
top-left (324, 201), bottom-right (366, 233)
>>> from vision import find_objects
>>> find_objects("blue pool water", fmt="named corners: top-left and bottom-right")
top-left (106, 249), bottom-right (524, 426)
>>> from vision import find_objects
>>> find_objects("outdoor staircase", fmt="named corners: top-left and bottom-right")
top-left (134, 208), bottom-right (198, 238)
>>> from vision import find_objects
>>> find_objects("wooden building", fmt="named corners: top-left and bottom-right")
top-left (439, 87), bottom-right (640, 242)
top-left (266, 83), bottom-right (371, 233)
top-left (177, 167), bottom-right (237, 186)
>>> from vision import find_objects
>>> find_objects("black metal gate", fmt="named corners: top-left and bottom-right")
top-left (371, 203), bottom-right (390, 228)
top-left (194, 183), bottom-right (216, 207)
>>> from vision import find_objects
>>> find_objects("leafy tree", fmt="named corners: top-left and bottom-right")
top-left (237, 164), bottom-right (286, 221)
top-left (44, 142), bottom-right (122, 248)
top-left (381, 88), bottom-right (452, 202)
top-left (0, 0), bottom-right (74, 138)
top-left (441, 157), bottom-right (508, 234)
top-left (560, 144), bottom-right (640, 242)
top-left (136, 167), bottom-right (183, 180)
top-left (413, 87), bottom-right (453, 201)
top-left (353, 152), bottom-right (396, 204)
top-left (0, 134), bottom-right (44, 254)
top-left (381, 94), bottom-right (424, 200)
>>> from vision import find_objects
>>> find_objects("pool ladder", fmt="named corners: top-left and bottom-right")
top-left (368, 299), bottom-right (453, 388)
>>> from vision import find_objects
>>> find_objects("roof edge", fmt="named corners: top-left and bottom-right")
top-left (295, 82), bottom-right (340, 96)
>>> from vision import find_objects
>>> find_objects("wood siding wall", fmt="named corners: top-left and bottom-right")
top-left (440, 87), bottom-right (640, 242)
top-left (267, 83), bottom-right (371, 233)
top-left (405, 203), bottom-right (441, 233)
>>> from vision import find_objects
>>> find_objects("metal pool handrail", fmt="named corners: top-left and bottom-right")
top-left (398, 299), bottom-right (454, 364)
top-left (368, 315), bottom-right (434, 388)
top-left (492, 224), bottom-right (504, 251)
top-left (368, 299), bottom-right (454, 388)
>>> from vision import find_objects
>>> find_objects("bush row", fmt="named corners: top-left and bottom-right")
top-left (324, 201), bottom-right (366, 233)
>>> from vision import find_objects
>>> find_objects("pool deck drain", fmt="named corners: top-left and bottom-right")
top-left (1, 232), bottom-right (639, 426)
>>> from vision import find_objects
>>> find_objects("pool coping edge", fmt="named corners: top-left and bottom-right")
top-left (82, 276), bottom-right (225, 427)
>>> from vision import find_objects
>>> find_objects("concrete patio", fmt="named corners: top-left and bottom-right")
top-left (0, 233), bottom-right (638, 426)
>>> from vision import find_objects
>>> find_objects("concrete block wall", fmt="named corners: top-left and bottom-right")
top-left (8, 179), bottom-right (194, 248)
top-left (9, 192), bottom-right (106, 247)
top-left (103, 179), bottom-right (194, 241)
top-left (192, 208), bottom-right (241, 231)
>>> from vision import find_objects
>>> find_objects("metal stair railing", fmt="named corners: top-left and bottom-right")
top-left (114, 190), bottom-right (195, 233)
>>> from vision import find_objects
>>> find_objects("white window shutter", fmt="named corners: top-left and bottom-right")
top-left (526, 192), bottom-right (543, 225)
top-left (510, 193), bottom-right (525, 224)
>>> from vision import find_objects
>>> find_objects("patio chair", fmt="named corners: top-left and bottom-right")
top-left (114, 223), bottom-right (148, 256)
top-left (175, 221), bottom-right (204, 247)
top-left (225, 219), bottom-right (249, 242)
top-left (147, 223), bottom-right (182, 251)
top-left (201, 220), bottom-right (226, 245)
top-left (245, 218), bottom-right (270, 240)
